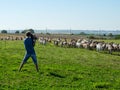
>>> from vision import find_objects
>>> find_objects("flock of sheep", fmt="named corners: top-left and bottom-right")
top-left (0, 36), bottom-right (24, 40)
top-left (1, 35), bottom-right (120, 55)
top-left (39, 37), bottom-right (120, 55)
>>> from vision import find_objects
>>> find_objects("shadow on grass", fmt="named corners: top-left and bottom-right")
top-left (49, 72), bottom-right (66, 78)
top-left (93, 82), bottom-right (112, 89)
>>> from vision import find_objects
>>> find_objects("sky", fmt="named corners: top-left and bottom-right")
top-left (0, 0), bottom-right (120, 30)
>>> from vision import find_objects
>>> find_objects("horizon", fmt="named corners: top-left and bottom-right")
top-left (0, 0), bottom-right (120, 30)
top-left (0, 29), bottom-right (120, 31)
top-left (1, 29), bottom-right (120, 35)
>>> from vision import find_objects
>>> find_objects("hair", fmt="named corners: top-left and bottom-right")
top-left (26, 31), bottom-right (32, 37)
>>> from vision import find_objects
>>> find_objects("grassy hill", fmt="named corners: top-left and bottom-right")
top-left (0, 40), bottom-right (120, 90)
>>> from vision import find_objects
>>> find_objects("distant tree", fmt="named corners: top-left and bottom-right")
top-left (70, 33), bottom-right (74, 35)
top-left (1, 30), bottom-right (7, 33)
top-left (79, 32), bottom-right (86, 35)
top-left (46, 32), bottom-right (51, 35)
top-left (21, 29), bottom-right (35, 33)
top-left (21, 30), bottom-right (26, 33)
top-left (15, 30), bottom-right (20, 34)
top-left (103, 34), bottom-right (106, 36)
top-left (40, 32), bottom-right (44, 34)
top-left (88, 35), bottom-right (95, 39)
top-left (108, 33), bottom-right (113, 37)
top-left (27, 29), bottom-right (34, 33)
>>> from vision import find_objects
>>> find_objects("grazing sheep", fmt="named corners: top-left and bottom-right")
top-left (96, 43), bottom-right (103, 52)
top-left (53, 38), bottom-right (61, 46)
top-left (39, 37), bottom-right (46, 45)
top-left (46, 37), bottom-right (52, 43)
top-left (106, 43), bottom-right (113, 54)
top-left (89, 41), bottom-right (97, 50)
top-left (112, 43), bottom-right (119, 51)
top-left (82, 42), bottom-right (89, 49)
top-left (76, 42), bottom-right (82, 48)
top-left (76, 39), bottom-right (82, 48)
top-left (60, 38), bottom-right (68, 47)
top-left (54, 40), bottom-right (59, 46)
top-left (69, 39), bottom-right (76, 48)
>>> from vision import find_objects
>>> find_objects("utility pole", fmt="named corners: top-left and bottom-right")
top-left (46, 27), bottom-right (47, 34)
top-left (70, 27), bottom-right (72, 35)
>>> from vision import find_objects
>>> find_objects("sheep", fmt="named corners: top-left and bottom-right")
top-left (76, 39), bottom-right (82, 48)
top-left (106, 43), bottom-right (113, 54)
top-left (60, 38), bottom-right (68, 47)
top-left (39, 37), bottom-right (46, 45)
top-left (96, 43), bottom-right (103, 52)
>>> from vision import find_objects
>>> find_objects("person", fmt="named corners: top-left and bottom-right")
top-left (19, 31), bottom-right (39, 72)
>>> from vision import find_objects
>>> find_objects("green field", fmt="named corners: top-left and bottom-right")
top-left (0, 40), bottom-right (120, 90)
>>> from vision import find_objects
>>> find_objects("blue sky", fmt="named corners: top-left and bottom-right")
top-left (0, 0), bottom-right (120, 30)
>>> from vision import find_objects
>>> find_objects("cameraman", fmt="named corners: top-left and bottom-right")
top-left (19, 31), bottom-right (39, 72)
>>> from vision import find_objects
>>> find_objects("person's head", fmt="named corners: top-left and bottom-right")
top-left (26, 31), bottom-right (32, 37)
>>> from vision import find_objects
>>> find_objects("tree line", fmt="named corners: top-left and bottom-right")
top-left (1, 29), bottom-right (120, 39)
top-left (0, 29), bottom-right (34, 34)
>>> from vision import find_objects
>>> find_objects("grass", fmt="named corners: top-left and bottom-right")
top-left (0, 40), bottom-right (120, 90)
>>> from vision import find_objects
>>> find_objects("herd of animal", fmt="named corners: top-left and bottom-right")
top-left (0, 36), bottom-right (24, 40)
top-left (1, 35), bottom-right (120, 55)
top-left (38, 37), bottom-right (120, 55)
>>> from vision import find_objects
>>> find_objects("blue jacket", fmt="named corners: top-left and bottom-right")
top-left (24, 37), bottom-right (35, 54)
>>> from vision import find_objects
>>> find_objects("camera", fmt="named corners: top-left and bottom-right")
top-left (31, 34), bottom-right (37, 47)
